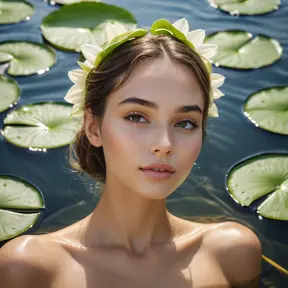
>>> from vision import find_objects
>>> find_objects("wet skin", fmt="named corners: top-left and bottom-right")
top-left (0, 58), bottom-right (262, 287)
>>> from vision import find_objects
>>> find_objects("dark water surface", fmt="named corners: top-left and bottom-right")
top-left (0, 0), bottom-right (287, 286)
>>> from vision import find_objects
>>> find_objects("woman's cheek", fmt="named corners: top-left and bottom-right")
top-left (102, 119), bottom-right (141, 162)
top-left (178, 133), bottom-right (202, 169)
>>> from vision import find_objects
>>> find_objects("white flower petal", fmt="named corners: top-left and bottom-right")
top-left (208, 103), bottom-right (219, 117)
top-left (172, 18), bottom-right (189, 36)
top-left (80, 44), bottom-right (102, 65)
top-left (105, 22), bottom-right (127, 43)
top-left (113, 22), bottom-right (128, 34)
top-left (213, 88), bottom-right (225, 99)
top-left (64, 85), bottom-right (85, 105)
top-left (70, 103), bottom-right (85, 118)
top-left (211, 73), bottom-right (225, 88)
top-left (68, 69), bottom-right (88, 86)
top-left (197, 44), bottom-right (218, 60)
top-left (187, 29), bottom-right (205, 49)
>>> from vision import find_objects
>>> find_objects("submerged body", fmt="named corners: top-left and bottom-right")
top-left (1, 216), bottom-right (261, 288)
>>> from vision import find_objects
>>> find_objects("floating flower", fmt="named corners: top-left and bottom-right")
top-left (64, 19), bottom-right (225, 118)
top-left (172, 18), bottom-right (218, 60)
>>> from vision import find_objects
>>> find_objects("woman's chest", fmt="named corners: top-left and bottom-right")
top-left (51, 249), bottom-right (229, 288)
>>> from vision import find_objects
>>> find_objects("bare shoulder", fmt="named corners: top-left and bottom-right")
top-left (0, 235), bottom-right (58, 288)
top-left (203, 221), bottom-right (262, 286)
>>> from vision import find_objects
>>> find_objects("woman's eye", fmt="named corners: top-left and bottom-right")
top-left (175, 120), bottom-right (197, 130)
top-left (125, 113), bottom-right (147, 123)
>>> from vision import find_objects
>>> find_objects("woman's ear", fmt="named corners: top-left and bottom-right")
top-left (84, 109), bottom-right (103, 147)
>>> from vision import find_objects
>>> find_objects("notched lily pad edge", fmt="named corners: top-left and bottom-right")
top-left (205, 30), bottom-right (283, 70)
top-left (242, 85), bottom-right (288, 136)
top-left (0, 174), bottom-right (46, 243)
top-left (0, 40), bottom-right (57, 76)
top-left (208, 0), bottom-right (281, 16)
top-left (225, 152), bottom-right (288, 221)
top-left (1, 101), bottom-right (77, 149)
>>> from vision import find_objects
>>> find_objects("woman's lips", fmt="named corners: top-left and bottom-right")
top-left (139, 168), bottom-right (175, 180)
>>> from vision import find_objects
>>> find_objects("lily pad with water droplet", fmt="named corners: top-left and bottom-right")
top-left (209, 0), bottom-right (281, 16)
top-left (204, 31), bottom-right (282, 69)
top-left (0, 75), bottom-right (20, 113)
top-left (2, 102), bottom-right (81, 149)
top-left (0, 175), bottom-right (44, 241)
top-left (0, 0), bottom-right (34, 24)
top-left (244, 86), bottom-right (288, 135)
top-left (227, 154), bottom-right (288, 220)
top-left (0, 41), bottom-right (56, 76)
top-left (41, 2), bottom-right (137, 52)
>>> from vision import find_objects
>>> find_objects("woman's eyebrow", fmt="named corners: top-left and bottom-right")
top-left (118, 97), bottom-right (203, 114)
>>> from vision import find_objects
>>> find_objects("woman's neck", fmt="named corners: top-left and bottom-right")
top-left (79, 177), bottom-right (182, 257)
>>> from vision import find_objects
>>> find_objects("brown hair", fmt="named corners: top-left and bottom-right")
top-left (70, 34), bottom-right (212, 182)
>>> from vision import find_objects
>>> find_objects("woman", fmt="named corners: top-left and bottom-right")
top-left (0, 19), bottom-right (261, 287)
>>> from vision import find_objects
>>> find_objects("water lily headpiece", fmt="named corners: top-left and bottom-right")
top-left (64, 18), bottom-right (225, 118)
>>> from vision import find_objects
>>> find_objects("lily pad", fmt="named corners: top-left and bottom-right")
top-left (0, 41), bottom-right (56, 76)
top-left (0, 175), bottom-right (44, 241)
top-left (227, 154), bottom-right (288, 220)
top-left (0, 75), bottom-right (20, 113)
top-left (2, 102), bottom-right (81, 149)
top-left (0, 0), bottom-right (34, 24)
top-left (52, 0), bottom-right (101, 5)
top-left (244, 86), bottom-right (288, 135)
top-left (204, 31), bottom-right (282, 69)
top-left (41, 2), bottom-right (137, 52)
top-left (209, 0), bottom-right (281, 15)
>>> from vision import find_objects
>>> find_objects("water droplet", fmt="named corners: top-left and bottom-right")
top-left (230, 10), bottom-right (240, 16)
top-left (37, 69), bottom-right (46, 75)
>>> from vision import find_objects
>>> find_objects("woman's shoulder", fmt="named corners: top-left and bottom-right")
top-left (0, 234), bottom-right (59, 288)
top-left (202, 221), bottom-right (262, 285)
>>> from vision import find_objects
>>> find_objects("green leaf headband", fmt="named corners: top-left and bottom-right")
top-left (64, 18), bottom-right (225, 118)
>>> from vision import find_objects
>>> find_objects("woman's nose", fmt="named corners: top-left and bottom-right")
top-left (150, 127), bottom-right (173, 157)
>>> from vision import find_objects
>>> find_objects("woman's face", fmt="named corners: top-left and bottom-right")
top-left (89, 57), bottom-right (205, 199)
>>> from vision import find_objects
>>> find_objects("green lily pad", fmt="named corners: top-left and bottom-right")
top-left (0, 41), bottom-right (56, 76)
top-left (41, 2), bottom-right (137, 52)
top-left (227, 154), bottom-right (288, 220)
top-left (204, 31), bottom-right (282, 69)
top-left (52, 0), bottom-right (101, 5)
top-left (2, 102), bottom-right (81, 149)
top-left (0, 75), bottom-right (20, 113)
top-left (0, 0), bottom-right (34, 24)
top-left (244, 86), bottom-right (288, 135)
top-left (0, 175), bottom-right (44, 241)
top-left (209, 0), bottom-right (281, 15)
